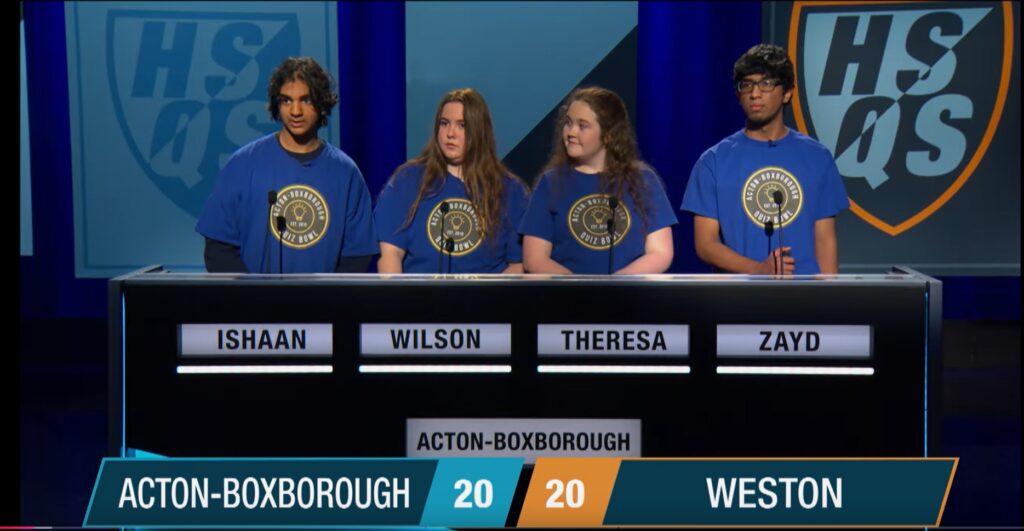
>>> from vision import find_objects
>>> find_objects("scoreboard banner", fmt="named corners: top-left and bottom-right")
top-left (85, 457), bottom-right (957, 527)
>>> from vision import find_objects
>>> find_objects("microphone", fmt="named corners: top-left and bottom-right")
top-left (771, 190), bottom-right (789, 270)
top-left (264, 190), bottom-right (278, 273)
top-left (768, 139), bottom-right (777, 148)
top-left (764, 220), bottom-right (775, 275)
top-left (437, 201), bottom-right (450, 274)
top-left (607, 196), bottom-right (618, 275)
top-left (276, 215), bottom-right (287, 274)
top-left (445, 239), bottom-right (455, 274)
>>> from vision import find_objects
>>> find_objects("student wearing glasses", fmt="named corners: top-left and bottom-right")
top-left (680, 44), bottom-right (849, 275)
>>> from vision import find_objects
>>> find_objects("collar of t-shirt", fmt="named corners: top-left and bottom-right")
top-left (278, 135), bottom-right (325, 164)
top-left (739, 127), bottom-right (792, 149)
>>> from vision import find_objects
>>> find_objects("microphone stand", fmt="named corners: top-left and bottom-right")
top-left (607, 196), bottom-right (618, 275)
top-left (265, 190), bottom-right (277, 274)
top-left (437, 201), bottom-right (450, 274)
top-left (276, 215), bottom-right (287, 274)
top-left (446, 239), bottom-right (454, 274)
top-left (772, 191), bottom-right (788, 273)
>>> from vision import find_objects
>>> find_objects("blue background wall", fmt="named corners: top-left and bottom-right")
top-left (20, 1), bottom-right (1019, 319)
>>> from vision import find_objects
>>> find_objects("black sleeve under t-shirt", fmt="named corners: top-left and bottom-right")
top-left (205, 238), bottom-right (372, 273)
top-left (204, 238), bottom-right (248, 272)
top-left (335, 254), bottom-right (372, 273)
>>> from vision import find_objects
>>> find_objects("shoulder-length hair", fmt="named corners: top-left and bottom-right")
top-left (542, 86), bottom-right (653, 230)
top-left (391, 88), bottom-right (524, 241)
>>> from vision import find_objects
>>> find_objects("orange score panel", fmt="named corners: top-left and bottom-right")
top-left (517, 458), bottom-right (622, 527)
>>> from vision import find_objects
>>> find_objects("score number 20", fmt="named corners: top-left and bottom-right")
top-left (546, 479), bottom-right (585, 508)
top-left (452, 478), bottom-right (585, 509)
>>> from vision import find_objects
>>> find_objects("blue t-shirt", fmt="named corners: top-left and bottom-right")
top-left (373, 164), bottom-right (529, 273)
top-left (195, 133), bottom-right (378, 273)
top-left (680, 129), bottom-right (849, 274)
top-left (519, 167), bottom-right (678, 274)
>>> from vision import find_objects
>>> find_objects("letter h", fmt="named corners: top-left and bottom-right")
top-left (132, 21), bottom-right (197, 98)
top-left (819, 15), bottom-right (893, 95)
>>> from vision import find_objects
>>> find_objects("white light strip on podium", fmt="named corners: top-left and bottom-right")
top-left (177, 365), bottom-right (333, 374)
top-left (538, 365), bottom-right (691, 374)
top-left (717, 366), bottom-right (874, 376)
top-left (358, 365), bottom-right (512, 374)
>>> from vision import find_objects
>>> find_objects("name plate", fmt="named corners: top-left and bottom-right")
top-left (538, 324), bottom-right (689, 356)
top-left (717, 325), bottom-right (872, 358)
top-left (407, 418), bottom-right (641, 463)
top-left (179, 324), bottom-right (333, 356)
top-left (361, 324), bottom-right (511, 355)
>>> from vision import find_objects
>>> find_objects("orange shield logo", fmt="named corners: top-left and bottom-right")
top-left (789, 2), bottom-right (1013, 235)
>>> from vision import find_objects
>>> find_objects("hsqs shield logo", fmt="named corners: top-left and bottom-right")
top-left (790, 2), bottom-right (1013, 236)
top-left (107, 9), bottom-right (301, 217)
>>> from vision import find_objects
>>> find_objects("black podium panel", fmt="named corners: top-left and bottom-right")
top-left (109, 269), bottom-right (941, 459)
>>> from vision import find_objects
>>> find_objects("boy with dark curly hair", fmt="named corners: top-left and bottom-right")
top-left (197, 57), bottom-right (377, 273)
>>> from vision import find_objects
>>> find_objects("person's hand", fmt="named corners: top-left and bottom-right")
top-left (753, 247), bottom-right (794, 275)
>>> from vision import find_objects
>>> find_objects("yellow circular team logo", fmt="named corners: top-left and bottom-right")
top-left (568, 194), bottom-right (631, 250)
top-left (742, 167), bottom-right (804, 229)
top-left (269, 184), bottom-right (330, 249)
top-left (427, 199), bottom-right (483, 256)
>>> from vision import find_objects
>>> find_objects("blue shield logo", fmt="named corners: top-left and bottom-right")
top-left (792, 2), bottom-right (1013, 235)
top-left (107, 9), bottom-right (300, 217)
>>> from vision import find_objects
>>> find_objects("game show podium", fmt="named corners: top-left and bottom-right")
top-left (108, 268), bottom-right (942, 460)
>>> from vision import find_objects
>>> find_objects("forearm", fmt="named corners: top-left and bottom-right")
top-left (815, 237), bottom-right (838, 273)
top-left (377, 254), bottom-right (403, 273)
top-left (616, 250), bottom-right (672, 274)
top-left (814, 217), bottom-right (839, 274)
top-left (502, 262), bottom-right (525, 274)
top-left (696, 239), bottom-right (760, 274)
top-left (523, 236), bottom-right (572, 274)
top-left (524, 256), bottom-right (572, 274)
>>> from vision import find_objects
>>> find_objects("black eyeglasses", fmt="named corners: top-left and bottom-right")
top-left (736, 78), bottom-right (783, 93)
